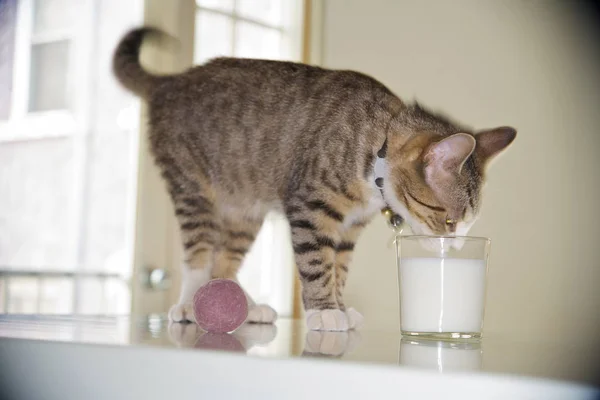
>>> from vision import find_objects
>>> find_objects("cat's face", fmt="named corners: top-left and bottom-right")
top-left (385, 127), bottom-right (516, 237)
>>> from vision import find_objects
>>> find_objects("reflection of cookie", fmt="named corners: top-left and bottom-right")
top-left (194, 333), bottom-right (245, 352)
top-left (193, 279), bottom-right (248, 333)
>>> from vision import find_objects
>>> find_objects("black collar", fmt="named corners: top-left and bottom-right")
top-left (375, 138), bottom-right (404, 231)
top-left (377, 137), bottom-right (388, 158)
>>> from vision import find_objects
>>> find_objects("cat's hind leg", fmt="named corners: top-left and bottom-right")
top-left (212, 216), bottom-right (278, 324)
top-left (157, 155), bottom-right (221, 323)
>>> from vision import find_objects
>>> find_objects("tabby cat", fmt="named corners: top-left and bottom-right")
top-left (113, 28), bottom-right (516, 331)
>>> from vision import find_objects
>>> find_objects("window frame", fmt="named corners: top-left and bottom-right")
top-left (0, 0), bottom-right (106, 316)
top-left (194, 0), bottom-right (304, 64)
top-left (0, 0), bottom-right (93, 143)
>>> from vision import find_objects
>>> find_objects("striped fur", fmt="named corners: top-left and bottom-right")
top-left (113, 28), bottom-right (516, 325)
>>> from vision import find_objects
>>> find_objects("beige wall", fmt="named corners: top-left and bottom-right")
top-left (319, 0), bottom-right (600, 341)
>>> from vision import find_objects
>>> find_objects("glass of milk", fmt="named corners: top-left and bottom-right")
top-left (396, 235), bottom-right (491, 340)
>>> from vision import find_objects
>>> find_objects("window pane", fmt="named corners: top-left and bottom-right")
top-left (235, 22), bottom-right (281, 60)
top-left (0, 0), bottom-right (17, 120)
top-left (7, 278), bottom-right (39, 313)
top-left (77, 278), bottom-right (104, 315)
top-left (237, 0), bottom-right (283, 27)
top-left (39, 278), bottom-right (73, 314)
top-left (29, 40), bottom-right (70, 112)
top-left (103, 278), bottom-right (130, 315)
top-left (0, 138), bottom-right (75, 268)
top-left (77, 278), bottom-right (130, 315)
top-left (196, 0), bottom-right (234, 13)
top-left (33, 0), bottom-right (77, 36)
top-left (195, 11), bottom-right (233, 64)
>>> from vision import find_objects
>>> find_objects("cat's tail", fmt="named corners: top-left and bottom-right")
top-left (113, 27), bottom-right (173, 98)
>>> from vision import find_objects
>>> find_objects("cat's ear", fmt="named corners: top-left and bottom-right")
top-left (423, 133), bottom-right (476, 175)
top-left (475, 126), bottom-right (517, 166)
top-left (423, 133), bottom-right (476, 192)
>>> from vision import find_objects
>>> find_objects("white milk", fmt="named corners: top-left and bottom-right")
top-left (399, 257), bottom-right (486, 333)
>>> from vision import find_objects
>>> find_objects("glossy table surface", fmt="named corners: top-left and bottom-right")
top-left (0, 314), bottom-right (598, 399)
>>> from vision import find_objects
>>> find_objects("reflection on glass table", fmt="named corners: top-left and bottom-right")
top-left (1, 314), bottom-right (599, 389)
top-left (399, 337), bottom-right (482, 372)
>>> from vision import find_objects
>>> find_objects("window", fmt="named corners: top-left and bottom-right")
top-left (195, 0), bottom-right (303, 64)
top-left (0, 0), bottom-right (83, 140)
top-left (0, 0), bottom-right (143, 315)
top-left (28, 0), bottom-right (75, 112)
top-left (194, 0), bottom-right (304, 318)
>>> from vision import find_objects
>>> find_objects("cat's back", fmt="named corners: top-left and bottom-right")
top-left (149, 57), bottom-right (398, 150)
top-left (201, 57), bottom-right (328, 84)
top-left (147, 57), bottom-right (399, 202)
top-left (153, 57), bottom-right (393, 111)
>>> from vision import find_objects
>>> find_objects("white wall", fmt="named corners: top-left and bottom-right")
top-left (320, 0), bottom-right (600, 341)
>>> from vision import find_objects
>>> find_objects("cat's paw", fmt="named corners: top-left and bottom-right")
top-left (303, 330), bottom-right (362, 357)
top-left (246, 304), bottom-right (278, 324)
top-left (167, 322), bottom-right (202, 347)
top-left (168, 303), bottom-right (196, 323)
top-left (305, 309), bottom-right (349, 331)
top-left (345, 307), bottom-right (364, 329)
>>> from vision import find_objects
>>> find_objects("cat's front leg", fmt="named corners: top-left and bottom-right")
top-left (286, 198), bottom-right (350, 331)
top-left (334, 221), bottom-right (368, 329)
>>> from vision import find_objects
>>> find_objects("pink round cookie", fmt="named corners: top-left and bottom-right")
top-left (192, 279), bottom-right (248, 333)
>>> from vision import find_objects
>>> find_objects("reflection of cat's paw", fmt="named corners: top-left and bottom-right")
top-left (168, 303), bottom-right (196, 323)
top-left (305, 309), bottom-right (349, 331)
top-left (233, 323), bottom-right (278, 348)
top-left (247, 304), bottom-right (278, 324)
top-left (303, 330), bottom-right (362, 357)
top-left (345, 307), bottom-right (364, 329)
top-left (167, 322), bottom-right (202, 347)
